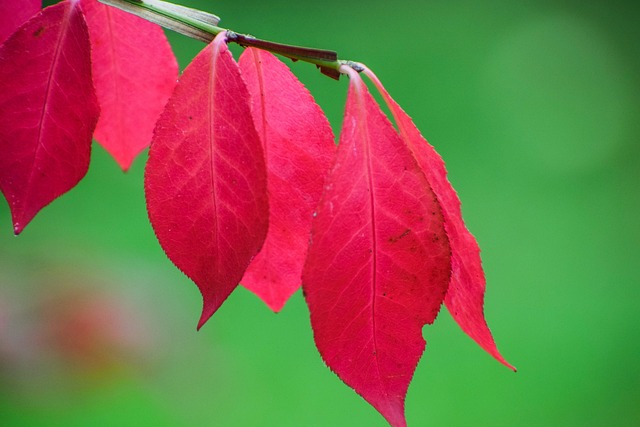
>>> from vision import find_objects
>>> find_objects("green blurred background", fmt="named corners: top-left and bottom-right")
top-left (2, 0), bottom-right (639, 425)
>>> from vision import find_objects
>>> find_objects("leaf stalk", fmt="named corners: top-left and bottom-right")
top-left (98, 0), bottom-right (362, 79)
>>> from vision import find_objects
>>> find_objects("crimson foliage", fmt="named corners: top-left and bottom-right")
top-left (0, 2), bottom-right (513, 425)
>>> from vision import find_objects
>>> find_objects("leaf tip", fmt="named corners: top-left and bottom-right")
top-left (265, 297), bottom-right (286, 313)
top-left (269, 303), bottom-right (285, 314)
top-left (196, 302), bottom-right (214, 331)
top-left (377, 401), bottom-right (408, 427)
top-left (118, 159), bottom-right (133, 173)
top-left (491, 343), bottom-right (516, 371)
top-left (10, 210), bottom-right (32, 235)
top-left (502, 358), bottom-right (517, 372)
top-left (486, 344), bottom-right (516, 371)
top-left (196, 291), bottom-right (228, 330)
top-left (480, 334), bottom-right (516, 371)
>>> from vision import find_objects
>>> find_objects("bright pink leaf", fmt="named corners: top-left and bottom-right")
top-left (362, 66), bottom-right (514, 370)
top-left (0, 0), bottom-right (41, 44)
top-left (0, 0), bottom-right (99, 234)
top-left (80, 0), bottom-right (178, 171)
top-left (238, 48), bottom-right (336, 312)
top-left (303, 67), bottom-right (451, 427)
top-left (145, 33), bottom-right (268, 329)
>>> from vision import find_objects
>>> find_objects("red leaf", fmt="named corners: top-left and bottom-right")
top-left (0, 0), bottom-right (99, 235)
top-left (303, 67), bottom-right (451, 427)
top-left (80, 0), bottom-right (178, 171)
top-left (362, 66), bottom-right (515, 370)
top-left (145, 33), bottom-right (268, 329)
top-left (238, 48), bottom-right (336, 312)
top-left (0, 0), bottom-right (41, 44)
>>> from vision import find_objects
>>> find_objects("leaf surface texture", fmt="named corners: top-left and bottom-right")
top-left (363, 67), bottom-right (514, 370)
top-left (239, 48), bottom-right (335, 311)
top-left (81, 0), bottom-right (178, 170)
top-left (303, 68), bottom-right (451, 427)
top-left (0, 0), bottom-right (41, 44)
top-left (0, 0), bottom-right (99, 234)
top-left (145, 33), bottom-right (268, 328)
